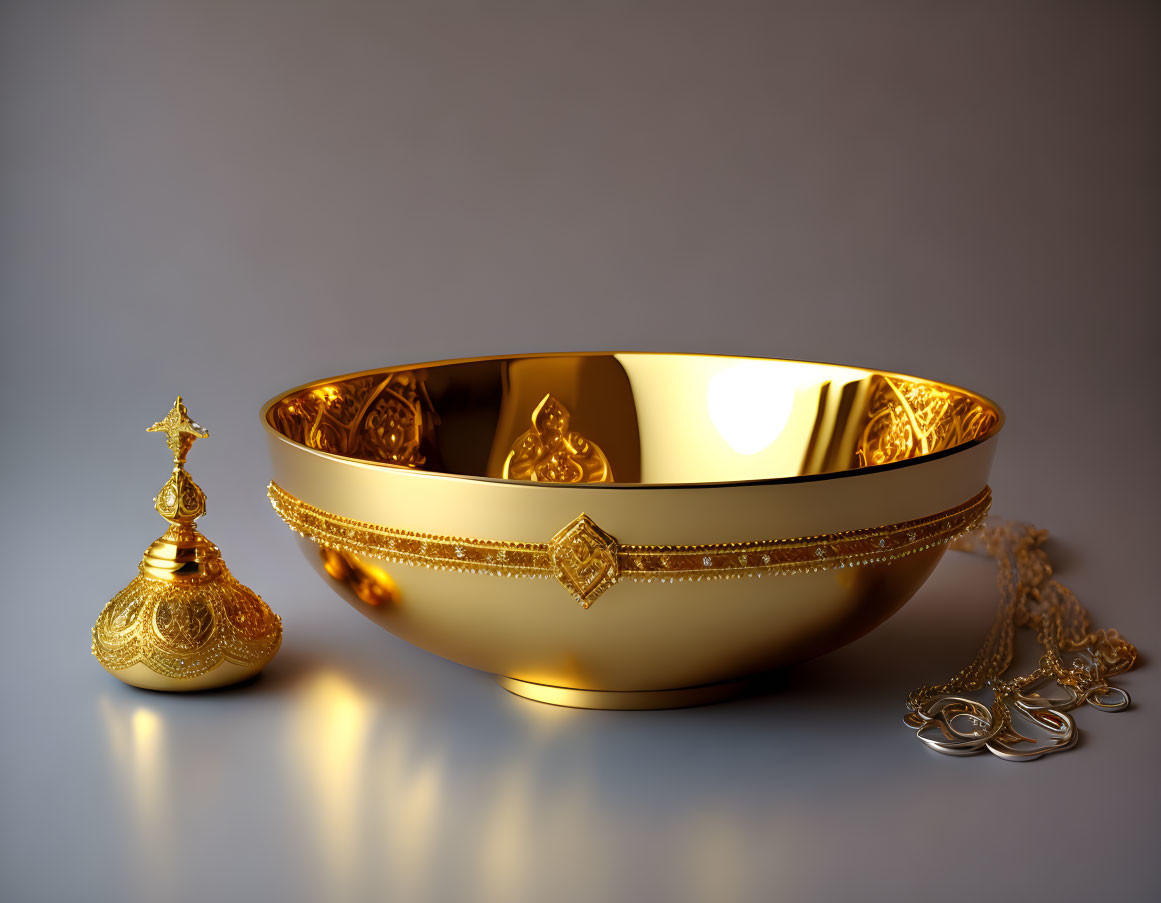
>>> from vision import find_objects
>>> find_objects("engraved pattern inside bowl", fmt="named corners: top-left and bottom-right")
top-left (265, 353), bottom-right (1000, 486)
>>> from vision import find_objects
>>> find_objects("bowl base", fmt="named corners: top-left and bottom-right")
top-left (496, 675), bottom-right (749, 710)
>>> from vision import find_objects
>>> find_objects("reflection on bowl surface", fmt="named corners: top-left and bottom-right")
top-left (262, 353), bottom-right (1002, 708)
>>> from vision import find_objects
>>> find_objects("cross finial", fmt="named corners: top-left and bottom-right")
top-left (147, 396), bottom-right (208, 465)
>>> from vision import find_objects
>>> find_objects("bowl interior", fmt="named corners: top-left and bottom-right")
top-left (265, 353), bottom-right (1001, 486)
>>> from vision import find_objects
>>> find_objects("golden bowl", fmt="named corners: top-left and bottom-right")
top-left (262, 353), bottom-right (1002, 709)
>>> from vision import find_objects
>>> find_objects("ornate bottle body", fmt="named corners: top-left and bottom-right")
top-left (92, 397), bottom-right (281, 690)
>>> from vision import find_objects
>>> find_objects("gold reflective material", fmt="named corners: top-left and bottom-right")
top-left (268, 371), bottom-right (437, 467)
top-left (267, 482), bottom-right (990, 585)
top-left (858, 375), bottom-right (998, 467)
top-left (318, 546), bottom-right (400, 608)
top-left (548, 513), bottom-right (619, 607)
top-left (262, 353), bottom-right (1003, 708)
top-left (495, 676), bottom-right (749, 710)
top-left (148, 401), bottom-right (209, 524)
top-left (93, 397), bottom-right (282, 690)
top-left (502, 394), bottom-right (614, 483)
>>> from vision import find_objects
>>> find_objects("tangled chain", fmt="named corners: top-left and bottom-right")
top-left (904, 520), bottom-right (1137, 761)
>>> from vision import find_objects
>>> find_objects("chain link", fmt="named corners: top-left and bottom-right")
top-left (903, 519), bottom-right (1137, 760)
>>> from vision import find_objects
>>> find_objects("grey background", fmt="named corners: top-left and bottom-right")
top-left (2, 2), bottom-right (1159, 901)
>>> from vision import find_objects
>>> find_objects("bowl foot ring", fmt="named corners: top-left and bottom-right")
top-left (495, 675), bottom-right (750, 710)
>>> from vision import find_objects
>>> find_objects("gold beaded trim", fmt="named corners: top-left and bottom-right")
top-left (268, 481), bottom-right (990, 584)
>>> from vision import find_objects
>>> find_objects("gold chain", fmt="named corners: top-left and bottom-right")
top-left (904, 519), bottom-right (1138, 761)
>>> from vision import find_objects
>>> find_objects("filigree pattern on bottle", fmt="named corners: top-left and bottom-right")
top-left (93, 567), bottom-right (282, 679)
top-left (92, 397), bottom-right (283, 688)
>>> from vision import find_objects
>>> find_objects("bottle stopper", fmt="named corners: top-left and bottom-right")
top-left (92, 397), bottom-right (282, 690)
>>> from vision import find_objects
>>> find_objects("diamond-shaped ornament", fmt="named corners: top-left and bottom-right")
top-left (549, 514), bottom-right (619, 608)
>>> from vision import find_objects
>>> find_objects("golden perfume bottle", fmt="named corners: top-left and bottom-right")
top-left (92, 397), bottom-right (282, 690)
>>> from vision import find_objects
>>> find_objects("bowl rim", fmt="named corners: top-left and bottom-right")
top-left (260, 350), bottom-right (1005, 491)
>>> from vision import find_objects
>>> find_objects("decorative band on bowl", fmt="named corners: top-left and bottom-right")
top-left (268, 482), bottom-right (990, 607)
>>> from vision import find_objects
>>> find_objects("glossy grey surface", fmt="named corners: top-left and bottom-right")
top-left (2, 2), bottom-right (1158, 901)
